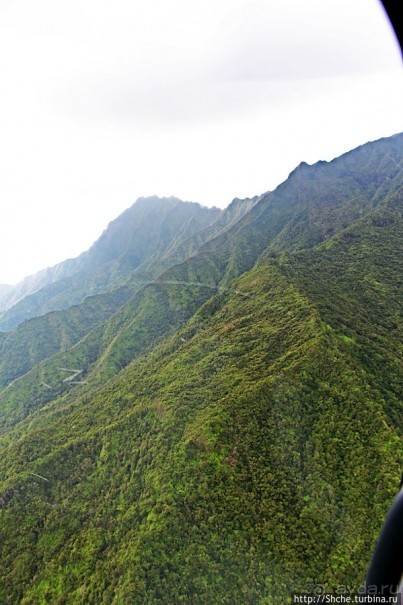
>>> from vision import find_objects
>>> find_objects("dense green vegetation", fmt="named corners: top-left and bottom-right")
top-left (0, 134), bottom-right (402, 603)
top-left (276, 189), bottom-right (403, 430)
top-left (0, 285), bottom-right (135, 389)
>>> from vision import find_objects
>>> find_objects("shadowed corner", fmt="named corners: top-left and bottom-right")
top-left (364, 488), bottom-right (403, 601)
top-left (380, 0), bottom-right (403, 56)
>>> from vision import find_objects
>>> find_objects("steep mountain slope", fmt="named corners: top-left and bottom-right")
top-left (0, 229), bottom-right (400, 603)
top-left (0, 284), bottom-right (11, 298)
top-left (197, 132), bottom-right (403, 284)
top-left (0, 259), bottom-right (84, 313)
top-left (0, 197), bottom-right (220, 330)
top-left (0, 135), bottom-right (401, 430)
top-left (0, 134), bottom-right (402, 603)
top-left (136, 194), bottom-right (261, 279)
top-left (276, 188), bottom-right (403, 430)
top-left (0, 284), bottom-right (134, 390)
top-left (0, 197), bottom-right (258, 398)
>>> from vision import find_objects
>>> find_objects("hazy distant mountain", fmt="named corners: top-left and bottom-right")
top-left (0, 195), bottom-right (259, 388)
top-left (0, 257), bottom-right (85, 312)
top-left (0, 197), bottom-right (220, 330)
top-left (0, 134), bottom-right (401, 604)
top-left (0, 284), bottom-right (11, 297)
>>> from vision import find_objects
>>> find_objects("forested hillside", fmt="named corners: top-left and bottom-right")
top-left (0, 134), bottom-right (402, 604)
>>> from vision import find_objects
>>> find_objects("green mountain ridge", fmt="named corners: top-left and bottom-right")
top-left (0, 195), bottom-right (260, 399)
top-left (0, 133), bottom-right (402, 603)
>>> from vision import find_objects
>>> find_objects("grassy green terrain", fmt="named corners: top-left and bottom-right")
top-left (0, 134), bottom-right (402, 603)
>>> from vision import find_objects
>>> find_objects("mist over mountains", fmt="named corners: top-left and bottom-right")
top-left (0, 197), bottom-right (222, 329)
top-left (0, 134), bottom-right (402, 604)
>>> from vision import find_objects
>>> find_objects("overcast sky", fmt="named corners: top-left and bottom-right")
top-left (0, 0), bottom-right (401, 284)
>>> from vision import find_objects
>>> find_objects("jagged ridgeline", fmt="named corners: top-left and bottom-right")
top-left (0, 134), bottom-right (402, 604)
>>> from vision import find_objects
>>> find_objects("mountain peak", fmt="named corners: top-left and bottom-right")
top-left (0, 198), bottom-right (221, 329)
